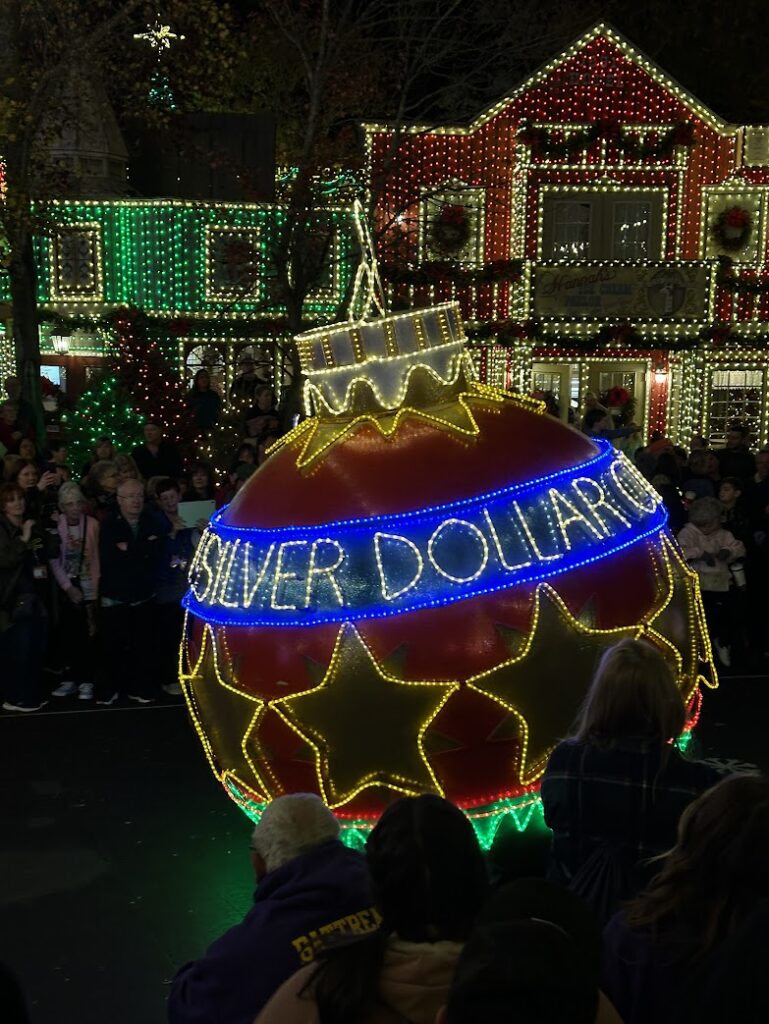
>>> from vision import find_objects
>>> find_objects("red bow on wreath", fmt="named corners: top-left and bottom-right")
top-left (438, 204), bottom-right (467, 226)
top-left (607, 385), bottom-right (631, 407)
top-left (723, 207), bottom-right (751, 228)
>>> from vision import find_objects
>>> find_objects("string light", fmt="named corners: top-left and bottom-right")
top-left (363, 23), bottom-right (769, 446)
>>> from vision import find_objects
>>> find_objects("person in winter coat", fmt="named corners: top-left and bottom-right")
top-left (97, 478), bottom-right (166, 704)
top-left (186, 370), bottom-right (222, 432)
top-left (602, 775), bottom-right (769, 1024)
top-left (443, 879), bottom-right (623, 1023)
top-left (541, 638), bottom-right (720, 924)
top-left (255, 794), bottom-right (489, 1024)
top-left (0, 482), bottom-right (56, 711)
top-left (677, 497), bottom-right (745, 667)
top-left (168, 794), bottom-right (377, 1024)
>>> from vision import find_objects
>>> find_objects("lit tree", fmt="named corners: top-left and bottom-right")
top-left (0, 0), bottom-right (244, 441)
top-left (232, 0), bottom-right (585, 424)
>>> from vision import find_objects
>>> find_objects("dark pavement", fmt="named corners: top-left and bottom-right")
top-left (1, 673), bottom-right (767, 1024)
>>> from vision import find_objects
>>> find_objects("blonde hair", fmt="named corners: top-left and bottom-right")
top-left (571, 638), bottom-right (685, 747)
top-left (114, 453), bottom-right (142, 481)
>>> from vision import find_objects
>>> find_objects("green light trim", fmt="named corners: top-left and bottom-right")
top-left (223, 777), bottom-right (548, 851)
top-left (0, 199), bottom-right (356, 318)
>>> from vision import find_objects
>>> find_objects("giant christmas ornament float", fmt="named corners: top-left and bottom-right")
top-left (181, 237), bottom-right (716, 846)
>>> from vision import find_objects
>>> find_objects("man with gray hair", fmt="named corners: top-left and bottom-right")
top-left (168, 794), bottom-right (377, 1024)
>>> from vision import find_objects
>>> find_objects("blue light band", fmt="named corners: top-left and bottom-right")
top-left (183, 442), bottom-right (667, 627)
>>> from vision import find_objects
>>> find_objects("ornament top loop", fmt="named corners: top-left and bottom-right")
top-left (347, 200), bottom-right (388, 324)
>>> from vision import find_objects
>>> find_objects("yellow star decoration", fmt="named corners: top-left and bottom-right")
top-left (269, 363), bottom-right (513, 471)
top-left (179, 615), bottom-right (272, 801)
top-left (272, 623), bottom-right (459, 808)
top-left (646, 534), bottom-right (718, 698)
top-left (466, 584), bottom-right (640, 785)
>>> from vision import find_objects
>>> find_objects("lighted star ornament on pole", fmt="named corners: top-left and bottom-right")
top-left (180, 204), bottom-right (717, 849)
top-left (133, 18), bottom-right (184, 52)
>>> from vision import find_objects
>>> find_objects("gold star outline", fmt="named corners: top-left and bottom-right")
top-left (467, 584), bottom-right (641, 785)
top-left (645, 534), bottom-right (718, 699)
top-left (271, 623), bottom-right (459, 808)
top-left (180, 615), bottom-right (273, 801)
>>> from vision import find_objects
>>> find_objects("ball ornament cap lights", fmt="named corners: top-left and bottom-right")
top-left (181, 215), bottom-right (716, 846)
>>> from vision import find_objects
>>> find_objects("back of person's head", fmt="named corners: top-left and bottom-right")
top-left (571, 638), bottom-right (685, 747)
top-left (488, 820), bottom-right (551, 885)
top-left (687, 449), bottom-right (710, 476)
top-left (654, 451), bottom-right (681, 484)
top-left (444, 919), bottom-right (599, 1024)
top-left (310, 797), bottom-right (487, 1024)
top-left (478, 877), bottom-right (602, 975)
top-left (626, 775), bottom-right (769, 960)
top-left (688, 496), bottom-right (722, 530)
top-left (583, 408), bottom-right (606, 432)
top-left (366, 794), bottom-right (488, 943)
top-left (250, 793), bottom-right (340, 874)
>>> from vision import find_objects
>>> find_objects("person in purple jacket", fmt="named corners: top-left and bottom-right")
top-left (167, 794), bottom-right (378, 1024)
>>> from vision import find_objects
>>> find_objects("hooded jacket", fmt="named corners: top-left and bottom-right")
top-left (168, 840), bottom-right (376, 1024)
top-left (254, 937), bottom-right (462, 1024)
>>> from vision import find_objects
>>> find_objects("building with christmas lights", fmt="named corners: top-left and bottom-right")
top-left (366, 22), bottom-right (769, 448)
top-left (0, 195), bottom-right (355, 403)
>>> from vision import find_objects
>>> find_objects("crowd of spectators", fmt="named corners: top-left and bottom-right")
top-left (159, 639), bottom-right (765, 1024)
top-left (0, 372), bottom-right (282, 713)
top-left (579, 398), bottom-right (769, 671)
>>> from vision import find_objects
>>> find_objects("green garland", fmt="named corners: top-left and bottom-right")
top-left (467, 319), bottom-right (769, 352)
top-left (516, 119), bottom-right (695, 160)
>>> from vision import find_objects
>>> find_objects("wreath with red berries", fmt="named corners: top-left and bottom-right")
top-left (711, 205), bottom-right (753, 252)
top-left (430, 203), bottom-right (471, 255)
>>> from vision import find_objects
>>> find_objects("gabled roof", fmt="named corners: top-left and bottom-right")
top-left (363, 22), bottom-right (737, 138)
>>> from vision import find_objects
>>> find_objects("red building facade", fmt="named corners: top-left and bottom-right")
top-left (365, 23), bottom-right (769, 447)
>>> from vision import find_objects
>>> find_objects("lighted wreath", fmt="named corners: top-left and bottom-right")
top-left (431, 203), bottom-right (471, 255)
top-left (711, 205), bottom-right (753, 253)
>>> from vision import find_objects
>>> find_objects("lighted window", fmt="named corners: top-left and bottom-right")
top-left (708, 369), bottom-right (765, 447)
top-left (612, 202), bottom-right (651, 259)
top-left (542, 192), bottom-right (663, 260)
top-left (551, 202), bottom-right (591, 258)
top-left (205, 226), bottom-right (261, 301)
top-left (51, 224), bottom-right (103, 300)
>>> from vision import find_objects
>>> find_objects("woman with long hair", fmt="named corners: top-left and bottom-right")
top-left (603, 774), bottom-right (769, 1024)
top-left (256, 794), bottom-right (489, 1024)
top-left (186, 369), bottom-right (222, 431)
top-left (184, 461), bottom-right (216, 502)
top-left (540, 638), bottom-right (721, 921)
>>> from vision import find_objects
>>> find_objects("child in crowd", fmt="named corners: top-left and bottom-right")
top-left (678, 497), bottom-right (745, 667)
